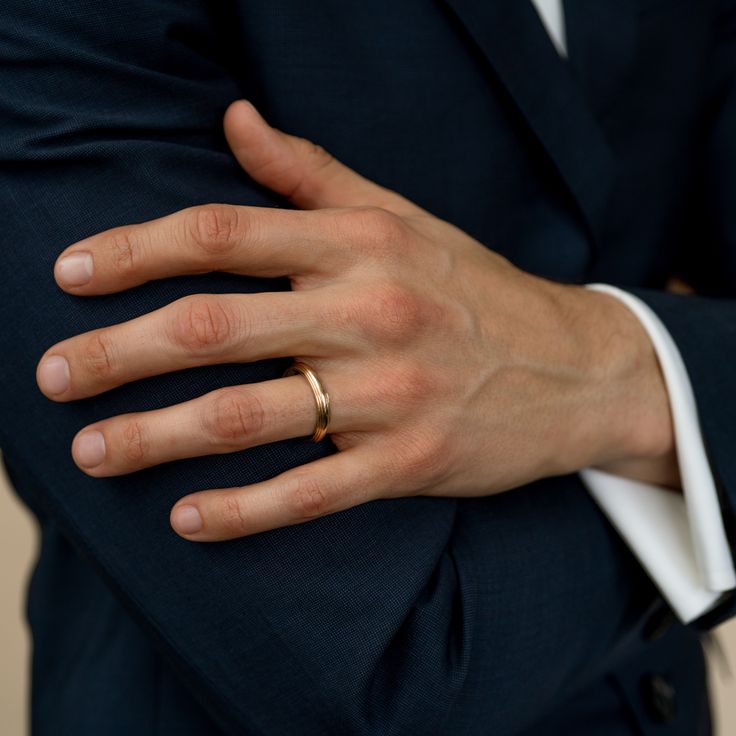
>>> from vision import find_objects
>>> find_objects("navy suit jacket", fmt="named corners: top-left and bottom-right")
top-left (1, 0), bottom-right (733, 734)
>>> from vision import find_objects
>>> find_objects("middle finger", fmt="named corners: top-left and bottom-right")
top-left (37, 291), bottom-right (352, 401)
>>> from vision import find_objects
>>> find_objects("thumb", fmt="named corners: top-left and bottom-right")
top-left (223, 100), bottom-right (420, 214)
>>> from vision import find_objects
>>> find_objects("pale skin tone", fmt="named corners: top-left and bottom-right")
top-left (36, 100), bottom-right (679, 542)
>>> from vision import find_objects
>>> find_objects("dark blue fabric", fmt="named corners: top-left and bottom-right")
top-left (0, 0), bottom-right (730, 734)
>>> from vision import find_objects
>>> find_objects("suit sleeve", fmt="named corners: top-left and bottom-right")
top-left (0, 2), bottom-right (661, 734)
top-left (581, 286), bottom-right (735, 623)
top-left (627, 0), bottom-right (736, 627)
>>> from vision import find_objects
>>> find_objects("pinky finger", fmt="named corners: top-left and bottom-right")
top-left (170, 446), bottom-right (394, 541)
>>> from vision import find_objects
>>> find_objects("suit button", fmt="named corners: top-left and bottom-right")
top-left (642, 673), bottom-right (677, 724)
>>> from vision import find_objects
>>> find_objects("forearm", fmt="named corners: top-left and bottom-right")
top-left (0, 4), bottom-right (463, 731)
top-left (2, 4), bottom-right (694, 731)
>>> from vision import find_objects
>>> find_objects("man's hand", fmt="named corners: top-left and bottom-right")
top-left (36, 100), bottom-right (676, 541)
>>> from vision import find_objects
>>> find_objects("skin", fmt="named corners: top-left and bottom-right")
top-left (35, 100), bottom-right (679, 542)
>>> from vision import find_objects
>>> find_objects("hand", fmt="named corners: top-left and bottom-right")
top-left (36, 100), bottom-right (677, 541)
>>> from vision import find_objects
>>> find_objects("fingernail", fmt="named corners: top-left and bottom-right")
top-left (37, 355), bottom-right (70, 395)
top-left (172, 505), bottom-right (203, 535)
top-left (56, 251), bottom-right (93, 287)
top-left (73, 430), bottom-right (106, 468)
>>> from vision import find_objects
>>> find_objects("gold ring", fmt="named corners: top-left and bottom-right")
top-left (283, 362), bottom-right (331, 442)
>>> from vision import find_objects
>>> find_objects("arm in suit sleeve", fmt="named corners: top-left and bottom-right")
top-left (581, 285), bottom-right (735, 624)
top-left (624, 0), bottom-right (736, 627)
top-left (0, 2), bottom-right (664, 733)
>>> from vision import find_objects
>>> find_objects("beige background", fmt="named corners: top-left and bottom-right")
top-left (2, 467), bottom-right (736, 734)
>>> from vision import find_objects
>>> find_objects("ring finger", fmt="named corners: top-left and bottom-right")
top-left (70, 371), bottom-right (372, 477)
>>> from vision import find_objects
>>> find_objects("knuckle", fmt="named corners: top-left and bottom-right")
top-left (121, 420), bottom-right (149, 463)
top-left (83, 331), bottom-right (116, 380)
top-left (206, 388), bottom-right (266, 444)
top-left (285, 475), bottom-right (330, 520)
top-left (107, 229), bottom-right (138, 276)
top-left (283, 139), bottom-right (335, 201)
top-left (395, 431), bottom-right (450, 485)
top-left (187, 204), bottom-right (242, 258)
top-left (306, 140), bottom-right (332, 165)
top-left (171, 296), bottom-right (238, 353)
top-left (296, 138), bottom-right (334, 171)
top-left (218, 494), bottom-right (250, 536)
top-left (361, 284), bottom-right (428, 342)
top-left (349, 206), bottom-right (406, 253)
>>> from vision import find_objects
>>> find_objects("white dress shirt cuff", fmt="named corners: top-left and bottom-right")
top-left (579, 284), bottom-right (736, 623)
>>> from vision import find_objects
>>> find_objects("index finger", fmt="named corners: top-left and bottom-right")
top-left (53, 203), bottom-right (358, 295)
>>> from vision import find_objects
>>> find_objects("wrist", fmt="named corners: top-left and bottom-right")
top-left (553, 284), bottom-right (677, 483)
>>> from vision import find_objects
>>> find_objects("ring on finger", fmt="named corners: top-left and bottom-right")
top-left (283, 361), bottom-right (331, 442)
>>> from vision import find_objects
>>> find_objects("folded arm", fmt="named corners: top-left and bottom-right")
top-left (619, 0), bottom-right (736, 627)
top-left (0, 2), bottom-right (672, 733)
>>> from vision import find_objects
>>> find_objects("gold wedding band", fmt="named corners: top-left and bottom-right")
top-left (283, 362), bottom-right (331, 442)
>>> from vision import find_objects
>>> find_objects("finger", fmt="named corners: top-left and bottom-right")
top-left (224, 100), bottom-right (425, 216)
top-left (170, 445), bottom-right (396, 541)
top-left (37, 291), bottom-right (347, 401)
top-left (53, 204), bottom-right (359, 294)
top-left (70, 374), bottom-right (370, 477)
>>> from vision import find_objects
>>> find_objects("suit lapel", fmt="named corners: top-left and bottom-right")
top-left (440, 0), bottom-right (638, 245)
